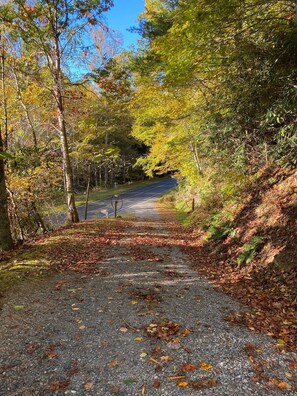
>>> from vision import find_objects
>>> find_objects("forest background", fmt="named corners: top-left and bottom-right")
top-left (0, 0), bottom-right (296, 252)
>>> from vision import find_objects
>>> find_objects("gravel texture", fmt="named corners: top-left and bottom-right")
top-left (0, 213), bottom-right (296, 395)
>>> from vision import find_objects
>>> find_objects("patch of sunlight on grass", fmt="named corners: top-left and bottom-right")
top-left (0, 238), bottom-right (60, 303)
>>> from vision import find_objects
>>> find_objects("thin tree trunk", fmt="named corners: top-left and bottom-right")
top-left (84, 164), bottom-right (91, 220)
top-left (56, 97), bottom-right (79, 222)
top-left (31, 201), bottom-right (47, 233)
top-left (122, 156), bottom-right (126, 184)
top-left (94, 163), bottom-right (98, 187)
top-left (99, 161), bottom-right (102, 185)
top-left (190, 141), bottom-right (203, 176)
top-left (104, 131), bottom-right (109, 187)
top-left (7, 187), bottom-right (24, 241)
top-left (0, 127), bottom-right (13, 251)
top-left (11, 60), bottom-right (37, 148)
top-left (51, 42), bottom-right (79, 223)
top-left (0, 35), bottom-right (8, 150)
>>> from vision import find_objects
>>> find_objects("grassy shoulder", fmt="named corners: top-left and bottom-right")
top-left (0, 218), bottom-right (128, 307)
top-left (44, 178), bottom-right (165, 216)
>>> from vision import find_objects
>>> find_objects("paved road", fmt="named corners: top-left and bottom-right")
top-left (49, 178), bottom-right (177, 228)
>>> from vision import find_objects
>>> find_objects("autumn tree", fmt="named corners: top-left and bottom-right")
top-left (0, 139), bottom-right (13, 251)
top-left (0, 29), bottom-right (13, 250)
top-left (0, 0), bottom-right (114, 223)
top-left (131, 0), bottom-right (297, 189)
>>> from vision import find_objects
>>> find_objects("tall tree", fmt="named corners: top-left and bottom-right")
top-left (0, 133), bottom-right (13, 251)
top-left (0, 0), bottom-right (113, 223)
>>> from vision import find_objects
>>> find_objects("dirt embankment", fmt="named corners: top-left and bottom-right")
top-left (185, 167), bottom-right (297, 351)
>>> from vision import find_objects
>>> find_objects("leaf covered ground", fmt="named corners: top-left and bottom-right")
top-left (178, 168), bottom-right (297, 353)
top-left (0, 204), bottom-right (296, 394)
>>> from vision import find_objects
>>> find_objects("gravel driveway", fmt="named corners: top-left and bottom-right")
top-left (0, 212), bottom-right (296, 395)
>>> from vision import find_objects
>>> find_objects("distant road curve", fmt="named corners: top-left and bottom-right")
top-left (49, 178), bottom-right (177, 228)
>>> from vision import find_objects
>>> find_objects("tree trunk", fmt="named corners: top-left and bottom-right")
top-left (0, 128), bottom-right (13, 251)
top-left (0, 35), bottom-right (8, 150)
top-left (104, 131), bottom-right (109, 187)
top-left (31, 200), bottom-right (47, 233)
top-left (51, 41), bottom-right (79, 223)
top-left (7, 187), bottom-right (24, 241)
top-left (12, 60), bottom-right (38, 148)
top-left (84, 163), bottom-right (91, 220)
top-left (56, 98), bottom-right (79, 223)
top-left (190, 140), bottom-right (204, 176)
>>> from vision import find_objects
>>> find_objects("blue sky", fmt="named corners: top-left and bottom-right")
top-left (105, 0), bottom-right (145, 48)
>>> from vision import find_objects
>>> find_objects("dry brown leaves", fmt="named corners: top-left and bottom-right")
top-left (145, 320), bottom-right (181, 341)
top-left (37, 220), bottom-right (128, 274)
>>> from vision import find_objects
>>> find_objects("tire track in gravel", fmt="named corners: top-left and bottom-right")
top-left (0, 216), bottom-right (296, 395)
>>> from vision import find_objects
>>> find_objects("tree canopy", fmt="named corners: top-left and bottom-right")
top-left (0, 0), bottom-right (296, 250)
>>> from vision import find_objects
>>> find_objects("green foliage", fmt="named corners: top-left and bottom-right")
top-left (206, 212), bottom-right (236, 241)
top-left (237, 236), bottom-right (263, 267)
top-left (131, 0), bottom-right (297, 190)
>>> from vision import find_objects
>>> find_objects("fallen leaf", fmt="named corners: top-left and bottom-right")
top-left (140, 352), bottom-right (148, 358)
top-left (119, 327), bottom-right (128, 333)
top-left (131, 300), bottom-right (138, 305)
top-left (14, 305), bottom-right (25, 311)
top-left (149, 358), bottom-right (159, 364)
top-left (277, 382), bottom-right (291, 390)
top-left (190, 378), bottom-right (218, 390)
top-left (283, 320), bottom-right (293, 325)
top-left (167, 342), bottom-right (181, 350)
top-left (181, 363), bottom-right (197, 372)
top-left (153, 380), bottom-right (161, 388)
top-left (134, 337), bottom-right (143, 341)
top-left (177, 381), bottom-right (189, 387)
top-left (72, 307), bottom-right (80, 311)
top-left (50, 380), bottom-right (70, 390)
top-left (141, 384), bottom-right (146, 395)
top-left (199, 362), bottom-right (213, 371)
top-left (110, 385), bottom-right (121, 394)
top-left (107, 360), bottom-right (119, 369)
top-left (289, 362), bottom-right (297, 369)
top-left (79, 325), bottom-right (86, 330)
top-left (84, 382), bottom-right (93, 390)
top-left (182, 329), bottom-right (191, 336)
top-left (168, 376), bottom-right (186, 380)
top-left (47, 352), bottom-right (57, 359)
top-left (160, 355), bottom-right (173, 362)
top-left (55, 281), bottom-right (65, 290)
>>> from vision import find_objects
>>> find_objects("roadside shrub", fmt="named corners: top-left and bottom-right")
top-left (206, 212), bottom-right (236, 241)
top-left (237, 236), bottom-right (263, 267)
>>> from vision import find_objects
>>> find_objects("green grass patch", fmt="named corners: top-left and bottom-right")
top-left (0, 247), bottom-right (51, 303)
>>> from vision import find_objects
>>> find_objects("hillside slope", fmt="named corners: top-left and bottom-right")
top-left (182, 167), bottom-right (297, 351)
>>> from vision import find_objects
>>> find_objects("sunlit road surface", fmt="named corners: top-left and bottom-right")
top-left (49, 178), bottom-right (177, 228)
